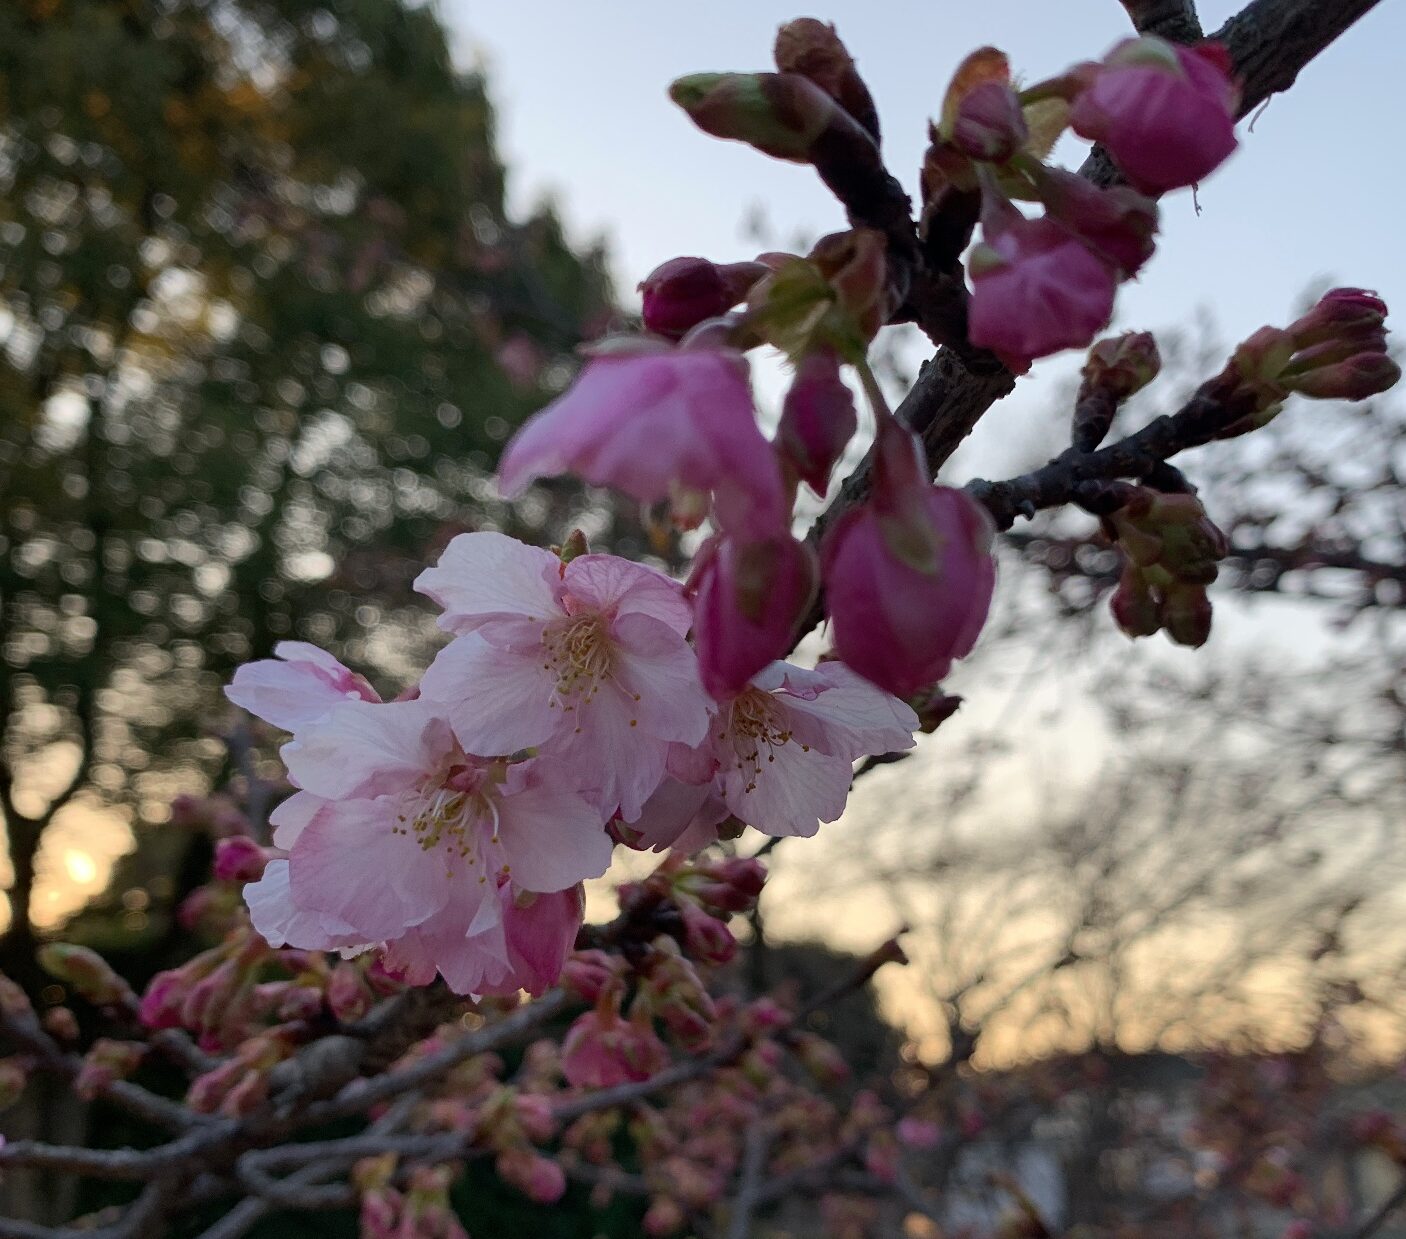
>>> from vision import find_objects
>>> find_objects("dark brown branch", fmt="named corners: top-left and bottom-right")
top-left (1120, 0), bottom-right (1205, 41)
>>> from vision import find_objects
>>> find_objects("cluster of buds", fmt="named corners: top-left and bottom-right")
top-left (669, 20), bottom-right (883, 184)
top-left (140, 924), bottom-right (278, 1050)
top-left (355, 1159), bottom-right (469, 1239)
top-left (1102, 485), bottom-right (1229, 647)
top-left (187, 1025), bottom-right (297, 1115)
top-left (1073, 331), bottom-right (1162, 452)
top-left (474, 1087), bottom-right (566, 1205)
top-left (1218, 288), bottom-right (1400, 434)
top-left (918, 34), bottom-right (1237, 368)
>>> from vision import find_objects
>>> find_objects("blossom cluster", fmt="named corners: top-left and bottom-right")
top-left (224, 536), bottom-right (920, 993)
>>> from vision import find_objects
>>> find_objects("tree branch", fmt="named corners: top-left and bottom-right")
top-left (1120, 0), bottom-right (1204, 41)
top-left (801, 0), bottom-right (1387, 638)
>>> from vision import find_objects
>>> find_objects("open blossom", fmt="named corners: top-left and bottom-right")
top-left (496, 345), bottom-right (788, 539)
top-left (417, 533), bottom-right (711, 820)
top-left (241, 697), bottom-right (611, 990)
top-left (225, 641), bottom-right (380, 731)
top-left (630, 661), bottom-right (918, 841)
top-left (1071, 37), bottom-right (1239, 194)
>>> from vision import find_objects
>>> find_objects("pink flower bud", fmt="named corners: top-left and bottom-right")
top-left (1070, 37), bottom-right (1239, 193)
top-left (561, 1008), bottom-right (668, 1088)
top-left (327, 961), bottom-right (372, 1023)
top-left (75, 1039), bottom-right (145, 1101)
top-left (822, 421), bottom-right (996, 696)
top-left (682, 855), bottom-right (767, 913)
top-left (1287, 352), bottom-right (1401, 401)
top-left (498, 1148), bottom-right (567, 1205)
top-left (42, 1006), bottom-right (80, 1041)
top-left (677, 900), bottom-right (738, 966)
top-left (968, 207), bottom-right (1117, 367)
top-left (640, 257), bottom-right (765, 340)
top-left (690, 533), bottom-right (818, 700)
top-left (1289, 287), bottom-right (1388, 346)
top-left (644, 1196), bottom-right (687, 1237)
top-left (561, 950), bottom-right (620, 1005)
top-left (777, 349), bottom-right (858, 495)
top-left (139, 968), bottom-right (191, 1030)
top-left (951, 81), bottom-right (1028, 163)
top-left (213, 835), bottom-right (268, 883)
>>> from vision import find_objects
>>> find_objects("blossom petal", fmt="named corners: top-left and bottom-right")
top-left (496, 782), bottom-right (614, 893)
top-left (565, 554), bottom-right (693, 636)
top-left (288, 798), bottom-right (452, 940)
top-left (282, 699), bottom-right (450, 800)
top-left (414, 532), bottom-right (562, 634)
top-left (419, 632), bottom-right (558, 756)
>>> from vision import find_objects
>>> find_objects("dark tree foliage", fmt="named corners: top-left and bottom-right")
top-left (0, 0), bottom-right (614, 957)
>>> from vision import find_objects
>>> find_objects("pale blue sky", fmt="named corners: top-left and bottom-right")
top-left (446, 0), bottom-right (1405, 357)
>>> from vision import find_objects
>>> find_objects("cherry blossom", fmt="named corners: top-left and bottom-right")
top-left (417, 533), bottom-right (712, 820)
top-left (495, 346), bottom-right (788, 539)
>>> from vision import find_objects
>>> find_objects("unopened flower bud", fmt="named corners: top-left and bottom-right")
top-left (773, 19), bottom-right (879, 141)
top-left (1288, 287), bottom-right (1387, 346)
top-left (43, 1005), bottom-right (80, 1042)
top-left (791, 1030), bottom-right (850, 1085)
top-left (670, 72), bottom-right (841, 163)
top-left (1287, 352), bottom-right (1401, 401)
top-left (778, 349), bottom-right (858, 495)
top-left (37, 943), bottom-right (134, 1009)
top-left (690, 532), bottom-right (818, 699)
top-left (561, 950), bottom-right (620, 1005)
top-left (1074, 331), bottom-right (1161, 451)
top-left (677, 900), bottom-right (737, 965)
top-left (640, 257), bottom-right (766, 340)
top-left (213, 835), bottom-right (268, 883)
top-left (327, 961), bottom-right (373, 1023)
top-left (951, 81), bottom-right (1028, 163)
top-left (75, 1038), bottom-right (145, 1101)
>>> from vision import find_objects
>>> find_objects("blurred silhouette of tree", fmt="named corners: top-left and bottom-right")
top-left (0, 0), bottom-right (614, 968)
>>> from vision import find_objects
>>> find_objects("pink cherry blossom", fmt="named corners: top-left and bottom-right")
top-left (224, 641), bottom-right (380, 732)
top-left (496, 346), bottom-right (788, 539)
top-left (416, 534), bottom-right (712, 820)
top-left (689, 532), bottom-right (817, 700)
top-left (242, 698), bottom-right (611, 986)
top-left (636, 661), bottom-right (918, 840)
top-left (1070, 38), bottom-right (1239, 194)
top-left (968, 211), bottom-right (1117, 367)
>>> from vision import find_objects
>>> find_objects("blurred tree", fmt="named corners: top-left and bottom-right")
top-left (0, 0), bottom-right (614, 970)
